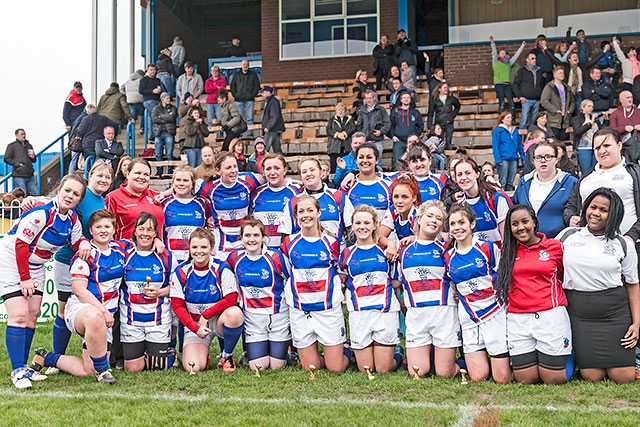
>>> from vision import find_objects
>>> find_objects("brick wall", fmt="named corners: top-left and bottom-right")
top-left (444, 35), bottom-right (640, 87)
top-left (261, 0), bottom-right (398, 83)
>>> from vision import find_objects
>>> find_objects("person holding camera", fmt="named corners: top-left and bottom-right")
top-left (394, 29), bottom-right (418, 87)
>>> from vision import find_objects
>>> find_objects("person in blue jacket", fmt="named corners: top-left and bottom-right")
top-left (491, 111), bottom-right (525, 191)
top-left (512, 141), bottom-right (577, 238)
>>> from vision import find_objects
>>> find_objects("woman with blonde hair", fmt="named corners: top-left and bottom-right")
top-left (326, 102), bottom-right (357, 173)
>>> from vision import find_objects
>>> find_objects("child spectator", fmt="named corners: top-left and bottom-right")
top-left (421, 124), bottom-right (446, 171)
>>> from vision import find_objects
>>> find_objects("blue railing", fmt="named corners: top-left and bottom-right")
top-left (0, 123), bottom-right (136, 193)
top-left (0, 132), bottom-right (68, 194)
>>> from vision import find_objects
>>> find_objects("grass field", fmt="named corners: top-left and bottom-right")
top-left (1, 323), bottom-right (639, 427)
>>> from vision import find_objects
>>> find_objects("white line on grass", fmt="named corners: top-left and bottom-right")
top-left (1, 389), bottom-right (639, 414)
top-left (452, 404), bottom-right (480, 427)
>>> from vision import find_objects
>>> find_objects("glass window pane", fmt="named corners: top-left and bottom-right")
top-left (315, 0), bottom-right (342, 16)
top-left (282, 0), bottom-right (310, 20)
top-left (347, 0), bottom-right (376, 15)
top-left (346, 17), bottom-right (377, 54)
top-left (282, 22), bottom-right (311, 58)
top-left (314, 19), bottom-right (344, 56)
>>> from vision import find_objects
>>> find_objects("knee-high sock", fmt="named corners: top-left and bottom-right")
top-left (91, 354), bottom-right (110, 372)
top-left (24, 327), bottom-right (35, 364)
top-left (5, 326), bottom-right (27, 369)
top-left (222, 325), bottom-right (244, 357)
top-left (52, 315), bottom-right (72, 354)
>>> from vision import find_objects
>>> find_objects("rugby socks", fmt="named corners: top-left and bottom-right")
top-left (52, 315), bottom-right (72, 354)
top-left (393, 345), bottom-right (404, 370)
top-left (44, 351), bottom-right (61, 368)
top-left (91, 354), bottom-right (110, 373)
top-left (218, 337), bottom-right (225, 354)
top-left (222, 325), bottom-right (244, 357)
top-left (565, 352), bottom-right (575, 382)
top-left (343, 346), bottom-right (353, 363)
top-left (5, 325), bottom-right (26, 369)
top-left (24, 327), bottom-right (35, 363)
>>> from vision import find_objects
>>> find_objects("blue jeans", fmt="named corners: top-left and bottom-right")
top-left (143, 99), bottom-right (160, 139)
top-left (157, 75), bottom-right (175, 97)
top-left (264, 131), bottom-right (283, 154)
top-left (572, 93), bottom-right (583, 116)
top-left (494, 83), bottom-right (514, 112)
top-left (497, 159), bottom-right (518, 191)
top-left (68, 151), bottom-right (80, 173)
top-left (155, 133), bottom-right (175, 174)
top-left (235, 101), bottom-right (254, 136)
top-left (13, 176), bottom-right (39, 196)
top-left (577, 149), bottom-right (597, 175)
top-left (392, 140), bottom-right (407, 169)
top-left (186, 148), bottom-right (202, 168)
top-left (519, 99), bottom-right (540, 130)
top-left (206, 103), bottom-right (222, 127)
top-left (432, 153), bottom-right (446, 171)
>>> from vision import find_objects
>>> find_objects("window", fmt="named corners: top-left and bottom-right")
top-left (280, 0), bottom-right (378, 60)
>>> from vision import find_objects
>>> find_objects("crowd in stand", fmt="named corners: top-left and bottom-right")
top-left (3, 28), bottom-right (640, 389)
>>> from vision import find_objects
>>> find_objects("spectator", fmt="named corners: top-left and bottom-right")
top-left (138, 64), bottom-right (162, 141)
top-left (120, 70), bottom-right (145, 134)
top-left (528, 111), bottom-right (555, 139)
top-left (531, 35), bottom-right (555, 86)
top-left (400, 60), bottom-right (415, 91)
top-left (391, 91), bottom-right (424, 168)
top-left (355, 90), bottom-right (391, 160)
top-left (151, 92), bottom-right (178, 176)
top-left (582, 67), bottom-right (613, 117)
top-left (633, 74), bottom-right (640, 107)
top-left (492, 110), bottom-right (524, 191)
top-left (423, 52), bottom-right (445, 93)
top-left (522, 129), bottom-right (546, 175)
top-left (109, 155), bottom-right (131, 193)
top-left (176, 61), bottom-right (204, 102)
top-left (97, 82), bottom-right (132, 131)
top-left (385, 65), bottom-right (401, 92)
top-left (230, 59), bottom-right (260, 137)
top-left (204, 65), bottom-right (227, 127)
top-left (572, 99), bottom-right (599, 174)
top-left (352, 69), bottom-right (374, 110)
top-left (427, 81), bottom-right (460, 150)
top-left (334, 132), bottom-right (366, 187)
top-left (326, 102), bottom-right (356, 174)
top-left (372, 34), bottom-right (394, 91)
top-left (562, 50), bottom-right (606, 115)
top-left (422, 124), bottom-right (447, 171)
top-left (76, 104), bottom-right (118, 160)
top-left (194, 145), bottom-right (215, 180)
top-left (247, 137), bottom-right (267, 174)
top-left (155, 48), bottom-right (176, 97)
top-left (182, 107), bottom-right (210, 168)
top-left (394, 29), bottom-right (418, 86)
top-left (260, 85), bottom-right (285, 155)
top-left (540, 66), bottom-right (575, 141)
top-left (4, 128), bottom-right (38, 196)
top-left (388, 77), bottom-right (413, 113)
top-left (595, 40), bottom-right (616, 85)
top-left (553, 40), bottom-right (575, 63)
top-left (94, 126), bottom-right (124, 171)
top-left (176, 93), bottom-right (206, 150)
top-left (226, 38), bottom-right (246, 58)
top-left (612, 36), bottom-right (640, 92)
top-left (566, 27), bottom-right (592, 64)
top-left (63, 81), bottom-right (86, 132)
top-left (513, 52), bottom-right (544, 130)
top-left (230, 139), bottom-right (249, 172)
top-left (170, 36), bottom-right (186, 76)
top-left (609, 90), bottom-right (640, 140)
top-left (214, 88), bottom-right (243, 152)
top-left (490, 36), bottom-right (526, 113)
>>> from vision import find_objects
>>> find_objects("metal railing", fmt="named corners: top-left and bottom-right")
top-left (1, 123), bottom-right (136, 194)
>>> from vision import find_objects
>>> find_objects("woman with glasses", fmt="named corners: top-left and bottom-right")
top-left (512, 141), bottom-right (578, 238)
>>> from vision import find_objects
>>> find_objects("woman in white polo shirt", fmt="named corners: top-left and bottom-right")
top-left (564, 127), bottom-right (640, 244)
top-left (558, 188), bottom-right (639, 384)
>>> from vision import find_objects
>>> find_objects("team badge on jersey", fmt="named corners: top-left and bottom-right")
top-left (261, 268), bottom-right (270, 280)
top-left (474, 258), bottom-right (485, 268)
top-left (319, 251), bottom-right (328, 261)
top-left (602, 243), bottom-right (617, 257)
top-left (538, 250), bottom-right (550, 261)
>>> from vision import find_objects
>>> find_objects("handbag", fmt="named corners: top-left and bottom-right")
top-left (622, 130), bottom-right (640, 165)
top-left (69, 132), bottom-right (84, 153)
top-left (231, 116), bottom-right (248, 134)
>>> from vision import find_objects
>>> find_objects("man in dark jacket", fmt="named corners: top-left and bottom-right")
top-left (513, 53), bottom-right (544, 129)
top-left (391, 91), bottom-right (424, 167)
top-left (582, 67), bottom-right (613, 116)
top-left (138, 64), bottom-right (162, 141)
top-left (151, 92), bottom-right (178, 176)
top-left (95, 126), bottom-right (124, 171)
top-left (4, 129), bottom-right (38, 196)
top-left (230, 59), bottom-right (260, 137)
top-left (394, 29), bottom-right (418, 86)
top-left (76, 104), bottom-right (118, 159)
top-left (356, 90), bottom-right (391, 161)
top-left (63, 81), bottom-right (86, 132)
top-left (260, 86), bottom-right (285, 155)
top-left (156, 48), bottom-right (176, 97)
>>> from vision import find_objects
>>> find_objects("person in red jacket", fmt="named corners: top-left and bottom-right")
top-left (496, 205), bottom-right (573, 384)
